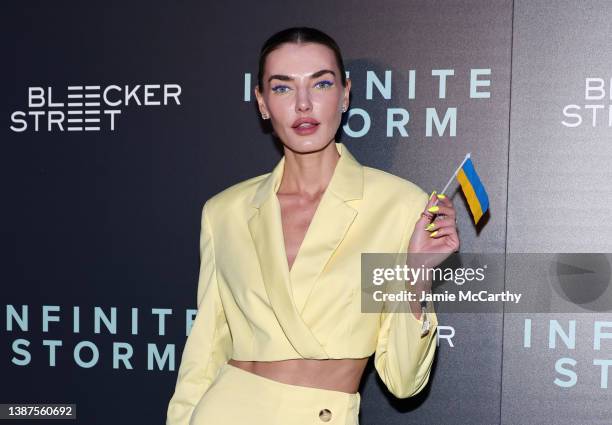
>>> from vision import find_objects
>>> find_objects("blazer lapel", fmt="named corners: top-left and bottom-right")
top-left (290, 190), bottom-right (359, 314)
top-left (247, 142), bottom-right (363, 358)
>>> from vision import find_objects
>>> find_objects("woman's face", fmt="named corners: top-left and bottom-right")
top-left (255, 42), bottom-right (351, 153)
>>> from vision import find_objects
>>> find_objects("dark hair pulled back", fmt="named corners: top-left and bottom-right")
top-left (257, 27), bottom-right (347, 90)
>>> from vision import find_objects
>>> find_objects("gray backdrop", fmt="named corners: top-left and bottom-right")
top-left (3, 1), bottom-right (610, 424)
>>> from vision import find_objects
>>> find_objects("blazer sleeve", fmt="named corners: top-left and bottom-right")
top-left (373, 190), bottom-right (439, 399)
top-left (166, 201), bottom-right (233, 425)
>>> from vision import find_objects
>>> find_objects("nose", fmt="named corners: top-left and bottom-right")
top-left (295, 86), bottom-right (312, 113)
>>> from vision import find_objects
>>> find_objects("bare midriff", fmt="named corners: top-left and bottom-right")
top-left (227, 357), bottom-right (369, 394)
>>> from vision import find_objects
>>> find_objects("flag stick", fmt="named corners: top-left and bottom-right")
top-left (433, 152), bottom-right (471, 205)
top-left (440, 152), bottom-right (471, 195)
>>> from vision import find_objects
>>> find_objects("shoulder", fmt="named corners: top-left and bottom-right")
top-left (201, 172), bottom-right (269, 219)
top-left (361, 166), bottom-right (430, 240)
top-left (362, 165), bottom-right (429, 210)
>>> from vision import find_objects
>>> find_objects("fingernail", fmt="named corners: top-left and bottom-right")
top-left (427, 206), bottom-right (440, 213)
top-left (429, 231), bottom-right (439, 238)
top-left (436, 193), bottom-right (446, 199)
top-left (425, 223), bottom-right (436, 231)
top-left (429, 190), bottom-right (437, 200)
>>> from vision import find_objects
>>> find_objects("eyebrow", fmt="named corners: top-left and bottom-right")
top-left (267, 69), bottom-right (336, 83)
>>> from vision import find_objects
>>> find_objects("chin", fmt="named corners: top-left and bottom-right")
top-left (282, 136), bottom-right (334, 154)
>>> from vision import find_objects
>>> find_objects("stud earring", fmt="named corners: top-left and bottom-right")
top-left (341, 105), bottom-right (348, 113)
top-left (261, 112), bottom-right (269, 120)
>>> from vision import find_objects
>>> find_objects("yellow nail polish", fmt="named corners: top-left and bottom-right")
top-left (425, 223), bottom-right (436, 231)
top-left (427, 206), bottom-right (440, 213)
top-left (430, 231), bottom-right (438, 238)
top-left (436, 193), bottom-right (446, 199)
top-left (429, 190), bottom-right (437, 200)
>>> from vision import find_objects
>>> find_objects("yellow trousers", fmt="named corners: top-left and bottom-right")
top-left (190, 363), bottom-right (361, 424)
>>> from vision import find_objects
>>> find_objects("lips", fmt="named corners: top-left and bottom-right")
top-left (292, 117), bottom-right (320, 128)
top-left (292, 117), bottom-right (320, 135)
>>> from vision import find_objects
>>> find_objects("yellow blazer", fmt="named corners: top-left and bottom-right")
top-left (167, 142), bottom-right (438, 425)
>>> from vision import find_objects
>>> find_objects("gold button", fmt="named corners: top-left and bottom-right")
top-left (319, 408), bottom-right (332, 422)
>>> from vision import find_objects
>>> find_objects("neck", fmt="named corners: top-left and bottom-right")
top-left (277, 141), bottom-right (340, 198)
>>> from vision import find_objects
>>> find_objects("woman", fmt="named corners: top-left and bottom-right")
top-left (167, 27), bottom-right (459, 425)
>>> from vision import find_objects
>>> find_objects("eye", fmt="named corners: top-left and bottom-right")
top-left (271, 85), bottom-right (290, 94)
top-left (315, 80), bottom-right (334, 89)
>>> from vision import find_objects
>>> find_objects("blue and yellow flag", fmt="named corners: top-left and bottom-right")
top-left (456, 156), bottom-right (489, 224)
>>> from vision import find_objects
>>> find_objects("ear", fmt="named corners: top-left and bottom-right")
top-left (254, 85), bottom-right (269, 116)
top-left (343, 78), bottom-right (352, 109)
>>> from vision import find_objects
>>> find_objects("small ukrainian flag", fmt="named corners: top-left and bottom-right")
top-left (456, 154), bottom-right (489, 224)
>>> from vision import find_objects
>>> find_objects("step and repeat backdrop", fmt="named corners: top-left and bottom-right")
top-left (3, 1), bottom-right (611, 424)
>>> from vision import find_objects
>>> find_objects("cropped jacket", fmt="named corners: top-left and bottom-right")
top-left (167, 142), bottom-right (439, 425)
